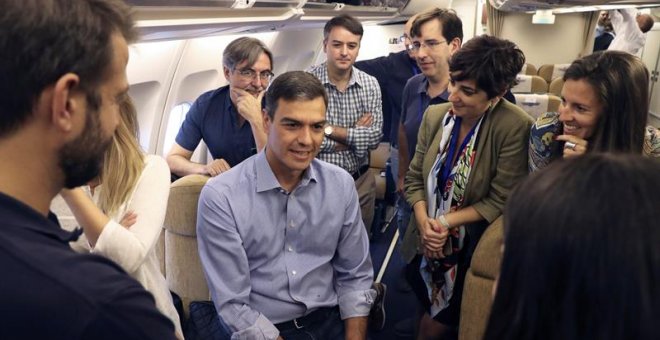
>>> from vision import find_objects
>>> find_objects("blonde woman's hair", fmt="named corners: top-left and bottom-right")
top-left (97, 96), bottom-right (145, 216)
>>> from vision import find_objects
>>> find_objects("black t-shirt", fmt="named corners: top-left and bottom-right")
top-left (0, 193), bottom-right (175, 340)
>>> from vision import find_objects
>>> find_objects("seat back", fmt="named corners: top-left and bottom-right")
top-left (519, 62), bottom-right (537, 76)
top-left (513, 94), bottom-right (561, 119)
top-left (548, 77), bottom-right (564, 97)
top-left (369, 142), bottom-right (390, 200)
top-left (511, 75), bottom-right (547, 94)
top-left (537, 63), bottom-right (571, 83)
top-left (163, 174), bottom-right (211, 318)
top-left (459, 217), bottom-right (504, 340)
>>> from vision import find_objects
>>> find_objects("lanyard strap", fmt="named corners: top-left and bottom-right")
top-left (437, 116), bottom-right (479, 201)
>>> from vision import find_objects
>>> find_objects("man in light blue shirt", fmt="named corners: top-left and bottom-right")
top-left (197, 71), bottom-right (375, 339)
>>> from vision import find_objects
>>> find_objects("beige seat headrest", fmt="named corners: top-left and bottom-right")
top-left (164, 174), bottom-right (210, 237)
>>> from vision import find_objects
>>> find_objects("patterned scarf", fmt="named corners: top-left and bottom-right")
top-left (421, 109), bottom-right (484, 317)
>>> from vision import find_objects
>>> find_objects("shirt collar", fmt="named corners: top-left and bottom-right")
top-left (416, 76), bottom-right (450, 100)
top-left (0, 192), bottom-right (83, 243)
top-left (319, 63), bottom-right (361, 89)
top-left (255, 150), bottom-right (317, 193)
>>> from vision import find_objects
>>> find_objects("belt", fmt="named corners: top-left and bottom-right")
top-left (274, 307), bottom-right (337, 331)
top-left (351, 164), bottom-right (370, 180)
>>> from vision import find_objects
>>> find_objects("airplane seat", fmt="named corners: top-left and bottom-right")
top-left (163, 174), bottom-right (211, 318)
top-left (511, 75), bottom-right (547, 94)
top-left (548, 77), bottom-right (564, 97)
top-left (459, 217), bottom-right (504, 340)
top-left (156, 228), bottom-right (166, 276)
top-left (513, 94), bottom-right (561, 119)
top-left (537, 63), bottom-right (571, 84)
top-left (520, 63), bottom-right (537, 76)
top-left (369, 142), bottom-right (390, 201)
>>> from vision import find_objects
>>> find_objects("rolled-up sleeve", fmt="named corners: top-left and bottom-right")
top-left (197, 185), bottom-right (279, 340)
top-left (332, 176), bottom-right (376, 319)
top-left (347, 78), bottom-right (383, 159)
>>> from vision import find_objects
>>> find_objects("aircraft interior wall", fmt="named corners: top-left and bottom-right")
top-left (500, 12), bottom-right (587, 67)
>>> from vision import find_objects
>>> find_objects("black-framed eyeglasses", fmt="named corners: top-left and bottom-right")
top-left (410, 40), bottom-right (448, 52)
top-left (235, 68), bottom-right (274, 82)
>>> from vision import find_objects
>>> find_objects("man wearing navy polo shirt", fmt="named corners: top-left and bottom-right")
top-left (167, 37), bottom-right (274, 178)
top-left (0, 1), bottom-right (175, 338)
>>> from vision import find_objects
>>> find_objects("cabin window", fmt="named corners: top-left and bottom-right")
top-left (162, 102), bottom-right (192, 156)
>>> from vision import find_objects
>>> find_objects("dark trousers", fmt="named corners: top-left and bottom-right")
top-left (277, 308), bottom-right (345, 340)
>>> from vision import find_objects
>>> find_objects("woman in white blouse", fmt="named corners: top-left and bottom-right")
top-left (61, 97), bottom-right (183, 339)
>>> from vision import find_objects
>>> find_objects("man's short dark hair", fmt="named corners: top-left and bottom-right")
top-left (410, 8), bottom-right (463, 44)
top-left (265, 71), bottom-right (328, 119)
top-left (0, 0), bottom-right (137, 138)
top-left (323, 14), bottom-right (364, 41)
top-left (222, 37), bottom-right (273, 71)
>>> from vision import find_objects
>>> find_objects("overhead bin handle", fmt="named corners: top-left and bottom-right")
top-left (232, 0), bottom-right (256, 9)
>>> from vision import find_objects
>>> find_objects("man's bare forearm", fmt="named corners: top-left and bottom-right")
top-left (166, 154), bottom-right (207, 177)
top-left (344, 316), bottom-right (368, 340)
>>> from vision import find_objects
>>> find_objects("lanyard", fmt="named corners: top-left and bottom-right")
top-left (436, 116), bottom-right (479, 203)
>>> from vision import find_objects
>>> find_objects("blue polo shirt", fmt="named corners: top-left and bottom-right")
top-left (400, 74), bottom-right (450, 158)
top-left (0, 192), bottom-right (175, 340)
top-left (175, 85), bottom-right (257, 167)
top-left (356, 50), bottom-right (420, 146)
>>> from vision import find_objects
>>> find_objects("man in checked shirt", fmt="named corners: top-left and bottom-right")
top-left (307, 14), bottom-right (383, 237)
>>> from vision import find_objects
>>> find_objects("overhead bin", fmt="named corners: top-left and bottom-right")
top-left (489, 0), bottom-right (660, 13)
top-left (128, 0), bottom-right (408, 41)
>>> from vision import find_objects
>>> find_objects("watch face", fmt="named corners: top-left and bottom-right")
top-left (324, 126), bottom-right (333, 136)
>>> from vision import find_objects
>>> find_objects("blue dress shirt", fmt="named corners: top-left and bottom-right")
top-left (197, 151), bottom-right (375, 339)
top-left (175, 85), bottom-right (257, 167)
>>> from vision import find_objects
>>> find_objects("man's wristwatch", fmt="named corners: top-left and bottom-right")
top-left (324, 125), bottom-right (334, 137)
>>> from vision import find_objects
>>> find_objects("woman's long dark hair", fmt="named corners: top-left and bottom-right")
top-left (562, 51), bottom-right (649, 153)
top-left (484, 154), bottom-right (660, 340)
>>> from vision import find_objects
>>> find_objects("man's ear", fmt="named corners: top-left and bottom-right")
top-left (262, 109), bottom-right (271, 133)
top-left (448, 38), bottom-right (462, 56)
top-left (51, 73), bottom-right (81, 133)
top-left (322, 39), bottom-right (328, 54)
top-left (223, 66), bottom-right (231, 81)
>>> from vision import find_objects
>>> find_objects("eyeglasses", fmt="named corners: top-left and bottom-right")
top-left (409, 40), bottom-right (448, 52)
top-left (235, 68), bottom-right (274, 82)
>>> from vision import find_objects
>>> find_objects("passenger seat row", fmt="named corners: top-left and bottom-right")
top-left (513, 63), bottom-right (569, 119)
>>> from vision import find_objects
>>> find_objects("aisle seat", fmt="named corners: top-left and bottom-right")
top-left (459, 217), bottom-right (504, 340)
top-left (163, 174), bottom-right (211, 318)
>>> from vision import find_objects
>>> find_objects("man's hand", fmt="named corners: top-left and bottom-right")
top-left (206, 159), bottom-right (231, 177)
top-left (355, 112), bottom-right (373, 127)
top-left (118, 210), bottom-right (137, 229)
top-left (232, 88), bottom-right (265, 124)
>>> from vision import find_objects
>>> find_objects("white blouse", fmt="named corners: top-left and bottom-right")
top-left (76, 155), bottom-right (182, 337)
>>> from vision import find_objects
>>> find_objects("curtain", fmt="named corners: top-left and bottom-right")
top-left (486, 0), bottom-right (505, 38)
top-left (580, 11), bottom-right (599, 57)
